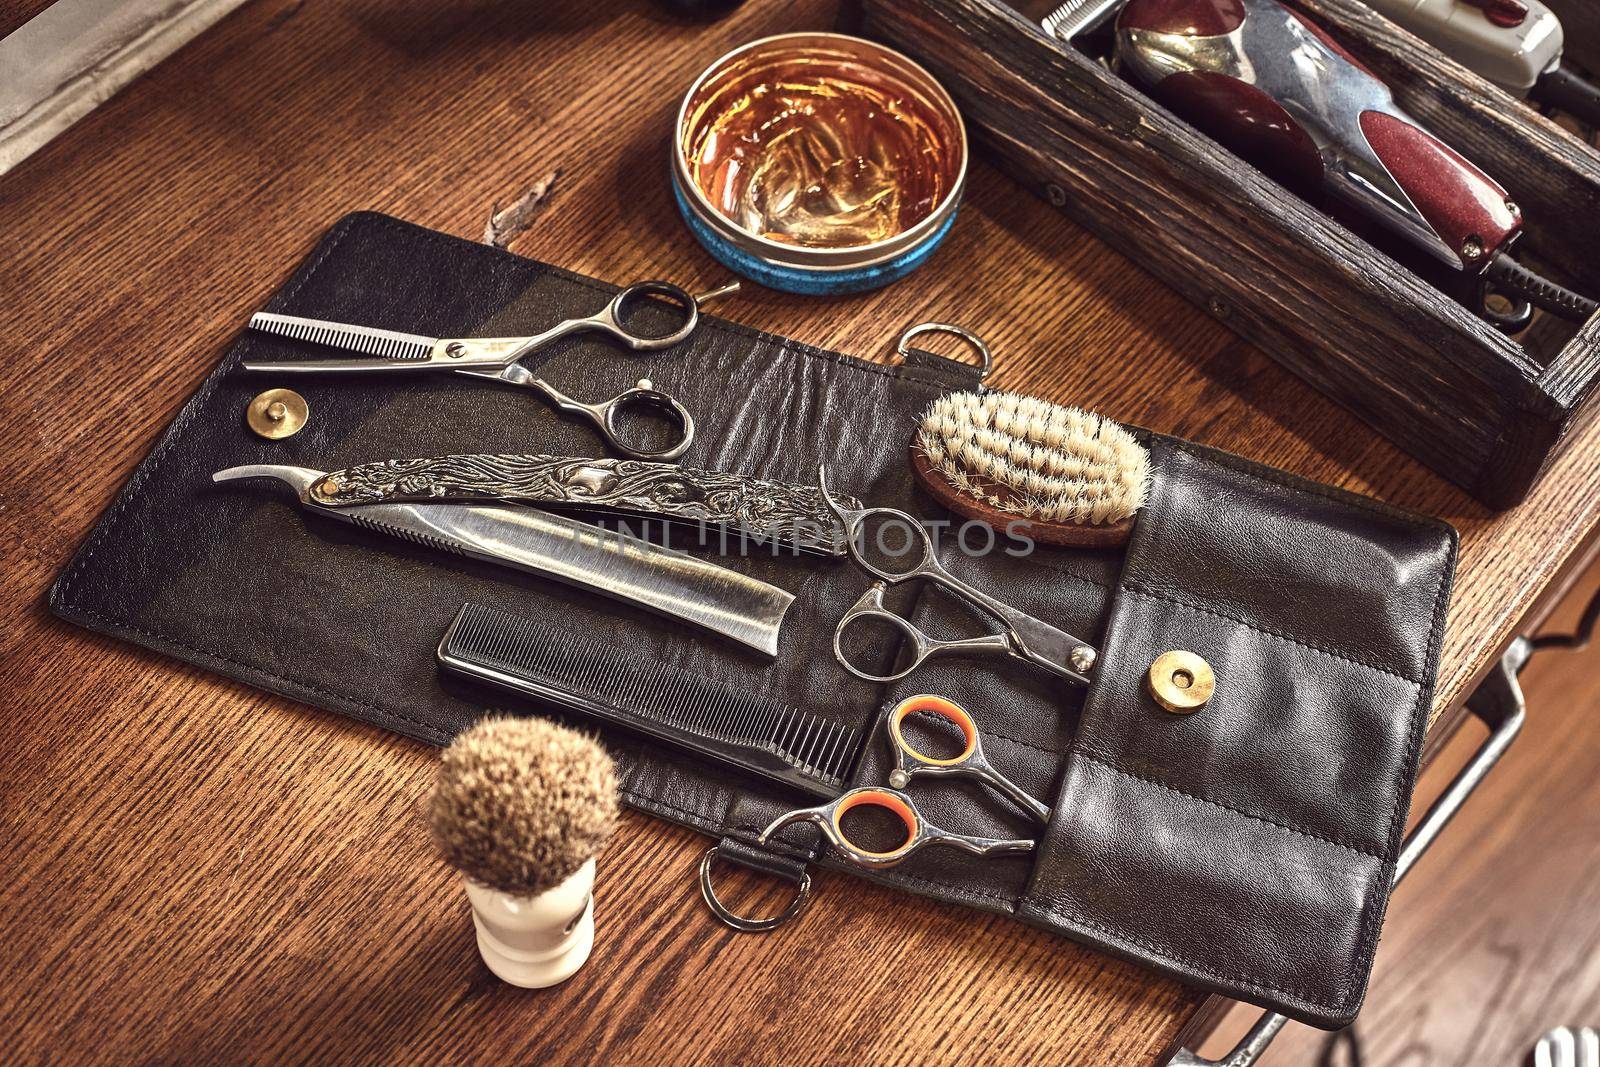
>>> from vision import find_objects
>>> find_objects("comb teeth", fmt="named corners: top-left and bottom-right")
top-left (440, 603), bottom-right (860, 795)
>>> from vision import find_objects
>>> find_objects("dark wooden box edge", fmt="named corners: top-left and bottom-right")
top-left (851, 0), bottom-right (1600, 510)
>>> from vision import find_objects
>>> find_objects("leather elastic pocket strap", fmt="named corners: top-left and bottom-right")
top-left (700, 836), bottom-right (815, 933)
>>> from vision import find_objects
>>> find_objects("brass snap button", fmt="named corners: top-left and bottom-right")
top-left (1148, 650), bottom-right (1214, 714)
top-left (246, 388), bottom-right (309, 440)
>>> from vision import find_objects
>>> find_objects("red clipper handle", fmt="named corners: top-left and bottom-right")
top-left (1118, 0), bottom-right (1523, 270)
top-left (1356, 111), bottom-right (1520, 268)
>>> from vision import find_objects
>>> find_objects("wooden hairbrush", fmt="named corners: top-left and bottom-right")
top-left (910, 390), bottom-right (1151, 548)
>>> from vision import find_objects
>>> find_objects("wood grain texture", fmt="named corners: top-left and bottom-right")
top-left (0, 0), bottom-right (50, 36)
top-left (0, 0), bottom-right (1598, 1063)
top-left (857, 0), bottom-right (1600, 509)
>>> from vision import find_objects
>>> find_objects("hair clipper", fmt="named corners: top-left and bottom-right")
top-left (1045, 0), bottom-right (1597, 327)
top-left (1361, 0), bottom-right (1600, 128)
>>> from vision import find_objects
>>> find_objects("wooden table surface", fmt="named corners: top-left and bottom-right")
top-left (3, 1), bottom-right (1598, 1063)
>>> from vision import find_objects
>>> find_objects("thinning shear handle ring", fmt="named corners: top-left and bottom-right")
top-left (529, 377), bottom-right (695, 462)
top-left (603, 281), bottom-right (700, 350)
top-left (602, 380), bottom-right (696, 461)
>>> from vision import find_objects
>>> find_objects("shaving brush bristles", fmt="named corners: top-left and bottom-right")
top-left (916, 391), bottom-right (1151, 535)
top-left (430, 716), bottom-right (619, 897)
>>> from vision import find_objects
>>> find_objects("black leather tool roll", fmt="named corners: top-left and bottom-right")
top-left (51, 212), bottom-right (1456, 1028)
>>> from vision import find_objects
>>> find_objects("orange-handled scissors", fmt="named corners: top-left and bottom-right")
top-left (759, 695), bottom-right (1050, 869)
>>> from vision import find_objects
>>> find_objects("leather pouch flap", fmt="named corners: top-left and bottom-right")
top-left (1018, 438), bottom-right (1457, 1027)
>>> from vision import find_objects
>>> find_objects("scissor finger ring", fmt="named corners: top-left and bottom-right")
top-left (886, 694), bottom-right (980, 787)
top-left (529, 377), bottom-right (695, 462)
top-left (604, 281), bottom-right (700, 349)
top-left (760, 788), bottom-right (928, 868)
top-left (833, 583), bottom-right (927, 683)
top-left (883, 694), bottom-right (1053, 824)
top-left (760, 787), bottom-right (1033, 870)
top-left (600, 379), bottom-right (696, 461)
top-left (833, 582), bottom-right (1014, 684)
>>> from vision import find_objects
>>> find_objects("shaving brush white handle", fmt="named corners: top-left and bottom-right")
top-left (464, 858), bottom-right (596, 988)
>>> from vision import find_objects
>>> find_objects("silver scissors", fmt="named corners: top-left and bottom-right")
top-left (818, 467), bottom-right (1099, 685)
top-left (242, 280), bottom-right (737, 462)
top-left (760, 694), bottom-right (1049, 869)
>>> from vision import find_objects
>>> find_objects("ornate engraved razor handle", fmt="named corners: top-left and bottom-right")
top-left (306, 454), bottom-right (859, 555)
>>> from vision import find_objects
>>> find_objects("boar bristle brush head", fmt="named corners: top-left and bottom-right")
top-left (912, 390), bottom-right (1151, 547)
top-left (430, 716), bottom-right (619, 897)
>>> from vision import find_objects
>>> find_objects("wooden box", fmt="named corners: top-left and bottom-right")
top-left (849, 0), bottom-right (1600, 509)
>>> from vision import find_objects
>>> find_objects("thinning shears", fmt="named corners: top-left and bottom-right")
top-left (242, 280), bottom-right (736, 462)
top-left (760, 695), bottom-right (1049, 869)
top-left (818, 468), bottom-right (1099, 685)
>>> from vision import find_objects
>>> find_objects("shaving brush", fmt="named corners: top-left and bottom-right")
top-left (430, 716), bottom-right (619, 988)
top-left (911, 390), bottom-right (1151, 547)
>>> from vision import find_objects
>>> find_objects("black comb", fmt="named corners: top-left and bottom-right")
top-left (437, 603), bottom-right (860, 798)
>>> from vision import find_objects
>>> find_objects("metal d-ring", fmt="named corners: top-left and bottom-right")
top-left (1474, 274), bottom-right (1535, 334)
top-left (698, 844), bottom-right (813, 933)
top-left (896, 322), bottom-right (993, 383)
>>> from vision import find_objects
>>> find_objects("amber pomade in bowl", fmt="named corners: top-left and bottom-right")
top-left (673, 33), bottom-right (967, 294)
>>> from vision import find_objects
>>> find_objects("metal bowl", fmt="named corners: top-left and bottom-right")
top-left (673, 32), bottom-right (967, 295)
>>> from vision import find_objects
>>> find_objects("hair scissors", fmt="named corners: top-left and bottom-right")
top-left (242, 280), bottom-right (737, 462)
top-left (760, 695), bottom-right (1049, 869)
top-left (817, 467), bottom-right (1099, 685)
